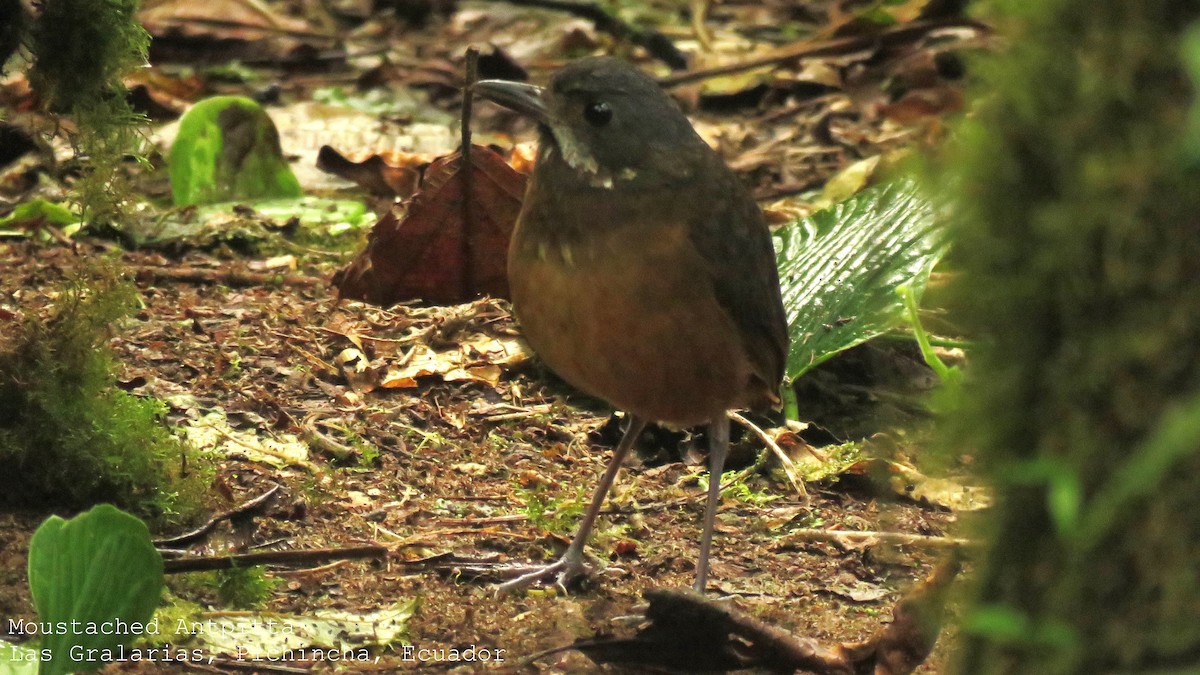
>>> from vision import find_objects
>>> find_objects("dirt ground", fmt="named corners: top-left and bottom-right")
top-left (0, 239), bottom-right (959, 673)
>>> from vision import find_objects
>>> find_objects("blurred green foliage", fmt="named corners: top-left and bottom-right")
top-left (934, 1), bottom-right (1200, 672)
top-left (27, 0), bottom-right (150, 224)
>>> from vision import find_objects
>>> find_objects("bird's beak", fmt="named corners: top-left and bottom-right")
top-left (472, 80), bottom-right (549, 124)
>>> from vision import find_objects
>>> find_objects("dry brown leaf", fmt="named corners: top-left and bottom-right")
top-left (379, 333), bottom-right (529, 389)
top-left (124, 68), bottom-right (207, 118)
top-left (335, 145), bottom-right (526, 306)
top-left (315, 146), bottom-right (426, 198)
top-left (139, 0), bottom-right (332, 61)
top-left (845, 458), bottom-right (991, 511)
top-left (879, 86), bottom-right (964, 124)
top-left (335, 347), bottom-right (380, 393)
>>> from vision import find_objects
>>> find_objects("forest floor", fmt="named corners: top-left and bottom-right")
top-left (0, 240), bottom-right (958, 672)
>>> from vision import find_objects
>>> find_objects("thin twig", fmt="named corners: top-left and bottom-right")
top-left (658, 18), bottom-right (989, 88)
top-left (154, 485), bottom-right (281, 548)
top-left (689, 0), bottom-right (714, 52)
top-left (162, 545), bottom-right (388, 573)
top-left (729, 411), bottom-right (807, 498)
top-left (272, 560), bottom-right (353, 577)
top-left (387, 528), bottom-right (537, 545)
top-left (133, 265), bottom-right (324, 288)
top-left (475, 403), bottom-right (556, 422)
top-left (436, 514), bottom-right (528, 527)
top-left (781, 528), bottom-right (974, 550)
top-left (461, 46), bottom-right (479, 299)
top-left (301, 419), bottom-right (358, 461)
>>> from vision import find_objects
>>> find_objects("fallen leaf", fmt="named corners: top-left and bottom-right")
top-left (845, 458), bottom-right (991, 511)
top-left (880, 86), bottom-right (964, 124)
top-left (810, 155), bottom-right (881, 210)
top-left (124, 68), bottom-right (206, 118)
top-left (181, 409), bottom-right (314, 470)
top-left (335, 347), bottom-right (380, 393)
top-left (189, 604), bottom-right (415, 659)
top-left (169, 95), bottom-right (302, 206)
top-left (613, 540), bottom-right (639, 557)
top-left (343, 490), bottom-right (375, 510)
top-left (452, 462), bottom-right (489, 476)
top-left (335, 145), bottom-right (527, 306)
top-left (316, 145), bottom-right (425, 198)
top-left (829, 581), bottom-right (891, 603)
top-left (794, 440), bottom-right (990, 511)
top-left (140, 0), bottom-right (332, 62)
top-left (378, 333), bottom-right (529, 388)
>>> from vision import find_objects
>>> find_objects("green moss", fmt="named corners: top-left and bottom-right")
top-left (195, 567), bottom-right (282, 609)
top-left (28, 0), bottom-right (146, 111)
top-left (0, 262), bottom-right (211, 522)
top-left (933, 2), bottom-right (1200, 673)
top-left (27, 0), bottom-right (150, 224)
top-left (515, 483), bottom-right (586, 535)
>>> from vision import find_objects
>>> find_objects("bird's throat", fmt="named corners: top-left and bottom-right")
top-left (540, 126), bottom-right (637, 190)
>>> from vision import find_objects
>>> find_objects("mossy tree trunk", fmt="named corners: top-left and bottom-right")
top-left (945, 1), bottom-right (1200, 673)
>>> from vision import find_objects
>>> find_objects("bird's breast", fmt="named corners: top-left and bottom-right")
top-left (508, 216), bottom-right (754, 427)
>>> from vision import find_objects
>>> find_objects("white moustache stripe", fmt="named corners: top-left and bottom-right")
top-left (546, 125), bottom-right (638, 190)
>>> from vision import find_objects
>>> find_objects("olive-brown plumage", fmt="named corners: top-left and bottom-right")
top-left (475, 56), bottom-right (788, 593)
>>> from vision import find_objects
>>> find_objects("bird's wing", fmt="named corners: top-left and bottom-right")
top-left (685, 160), bottom-right (789, 403)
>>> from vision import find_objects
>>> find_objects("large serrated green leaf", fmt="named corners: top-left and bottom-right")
top-left (776, 181), bottom-right (946, 378)
top-left (27, 504), bottom-right (163, 675)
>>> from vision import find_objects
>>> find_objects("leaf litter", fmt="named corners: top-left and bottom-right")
top-left (0, 239), bottom-right (962, 672)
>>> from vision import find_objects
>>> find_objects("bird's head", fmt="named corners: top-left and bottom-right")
top-left (473, 57), bottom-right (703, 189)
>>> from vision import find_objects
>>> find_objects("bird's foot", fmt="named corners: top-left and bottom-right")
top-left (493, 554), bottom-right (590, 596)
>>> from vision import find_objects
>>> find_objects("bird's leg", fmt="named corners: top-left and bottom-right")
top-left (695, 414), bottom-right (730, 593)
top-left (495, 416), bottom-right (647, 594)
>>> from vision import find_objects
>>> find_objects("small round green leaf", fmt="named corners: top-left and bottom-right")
top-left (27, 504), bottom-right (164, 675)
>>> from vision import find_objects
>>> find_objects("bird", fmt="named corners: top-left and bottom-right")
top-left (473, 56), bottom-right (788, 594)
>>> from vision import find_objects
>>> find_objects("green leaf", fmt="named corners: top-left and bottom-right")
top-left (776, 180), bottom-right (946, 378)
top-left (169, 95), bottom-right (302, 206)
top-left (964, 605), bottom-right (1077, 648)
top-left (0, 199), bottom-right (78, 229)
top-left (0, 643), bottom-right (43, 675)
top-left (117, 196), bottom-right (373, 249)
top-left (27, 504), bottom-right (164, 675)
top-left (0, 199), bottom-right (83, 240)
top-left (1182, 22), bottom-right (1200, 165)
top-left (963, 605), bottom-right (1032, 642)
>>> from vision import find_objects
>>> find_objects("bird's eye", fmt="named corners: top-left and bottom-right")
top-left (583, 101), bottom-right (612, 126)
